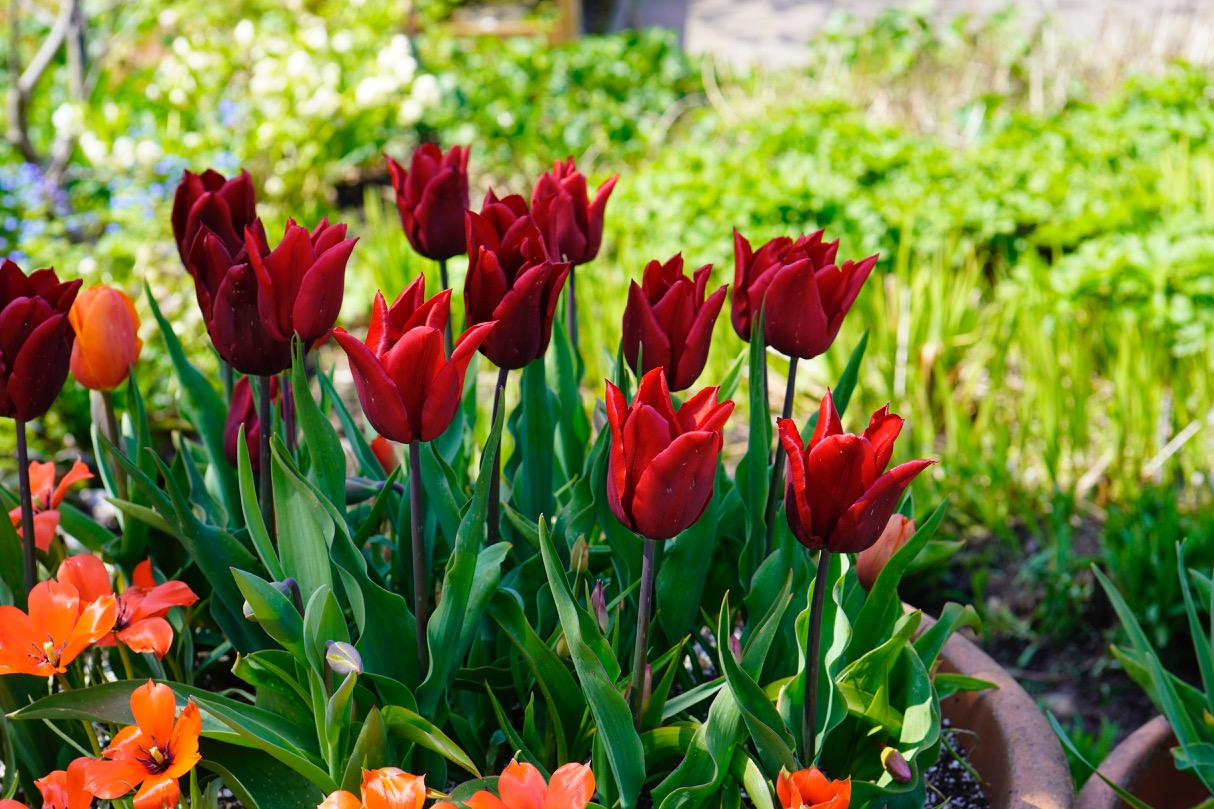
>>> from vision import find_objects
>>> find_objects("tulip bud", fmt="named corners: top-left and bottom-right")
top-left (880, 746), bottom-right (912, 783)
top-left (570, 536), bottom-right (589, 578)
top-left (642, 664), bottom-right (652, 715)
top-left (242, 577), bottom-right (301, 622)
top-left (68, 285), bottom-right (143, 392)
top-left (371, 436), bottom-right (399, 474)
top-left (554, 631), bottom-right (569, 658)
top-left (325, 641), bottom-right (363, 676)
top-left (728, 634), bottom-right (742, 664)
top-left (591, 580), bottom-right (609, 635)
top-left (856, 515), bottom-right (917, 591)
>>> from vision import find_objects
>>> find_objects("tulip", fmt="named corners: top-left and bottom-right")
top-left (731, 229), bottom-right (876, 361)
top-left (333, 276), bottom-right (493, 671)
top-left (84, 680), bottom-right (202, 809)
top-left (0, 580), bottom-right (116, 676)
top-left (465, 194), bottom-right (570, 371)
top-left (433, 761), bottom-right (595, 809)
top-left (880, 745), bottom-right (913, 783)
top-left (7, 459), bottom-right (92, 552)
top-left (0, 259), bottom-right (81, 422)
top-left (171, 168), bottom-right (258, 270)
top-left (321, 768), bottom-right (425, 809)
top-left (387, 143), bottom-right (470, 263)
top-left (605, 367), bottom-right (733, 724)
top-left (371, 435), bottom-right (400, 474)
top-left (779, 393), bottom-right (932, 555)
top-left (332, 276), bottom-right (492, 445)
top-left (781, 391), bottom-right (932, 766)
top-left (34, 757), bottom-right (94, 809)
top-left (776, 767), bottom-right (850, 809)
top-left (68, 285), bottom-right (142, 392)
top-left (530, 158), bottom-right (617, 352)
top-left (605, 369), bottom-right (733, 542)
top-left (223, 376), bottom-right (279, 473)
top-left (621, 254), bottom-right (726, 391)
top-left (856, 514), bottom-right (917, 591)
top-left (57, 555), bottom-right (198, 658)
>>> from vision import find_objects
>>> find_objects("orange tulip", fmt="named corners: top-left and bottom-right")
top-left (0, 801), bottom-right (29, 809)
top-left (57, 556), bottom-right (198, 658)
top-left (84, 680), bottom-right (201, 809)
top-left (68, 284), bottom-right (143, 391)
top-left (370, 436), bottom-right (400, 475)
top-left (434, 761), bottom-right (595, 809)
top-left (855, 515), bottom-right (916, 592)
top-left (320, 768), bottom-right (426, 809)
top-left (0, 579), bottom-right (115, 675)
top-left (776, 768), bottom-right (850, 809)
top-left (35, 756), bottom-right (95, 809)
top-left (7, 460), bottom-right (92, 552)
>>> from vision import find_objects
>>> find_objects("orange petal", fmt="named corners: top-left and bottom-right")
top-left (320, 791), bottom-right (364, 809)
top-left (133, 775), bottom-right (180, 809)
top-left (362, 768), bottom-right (425, 809)
top-left (133, 559), bottom-right (156, 589)
top-left (128, 581), bottom-right (198, 622)
top-left (27, 461), bottom-right (57, 504)
top-left (15, 510), bottom-right (62, 552)
top-left (50, 460), bottom-right (93, 508)
top-left (83, 757), bottom-right (147, 799)
top-left (61, 593), bottom-right (117, 666)
top-left (117, 617), bottom-right (173, 658)
top-left (498, 762), bottom-right (547, 809)
top-left (165, 701), bottom-right (202, 779)
top-left (131, 680), bottom-right (177, 748)
top-left (544, 764), bottom-right (594, 809)
top-left (57, 554), bottom-right (115, 603)
top-left (29, 579), bottom-right (80, 650)
top-left (466, 791), bottom-right (510, 809)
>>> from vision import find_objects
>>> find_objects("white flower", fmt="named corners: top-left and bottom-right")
top-left (112, 137), bottom-right (135, 166)
top-left (78, 132), bottom-right (107, 164)
top-left (234, 19), bottom-right (255, 48)
top-left (157, 9), bottom-right (179, 28)
top-left (393, 55), bottom-right (417, 85)
top-left (398, 97), bottom-right (423, 125)
top-left (169, 87), bottom-right (188, 106)
top-left (78, 256), bottom-right (96, 276)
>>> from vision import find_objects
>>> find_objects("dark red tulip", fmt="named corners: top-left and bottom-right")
top-left (223, 376), bottom-right (279, 472)
top-left (386, 144), bottom-right (470, 262)
top-left (332, 275), bottom-right (493, 444)
top-left (0, 259), bottom-right (81, 421)
top-left (464, 193), bottom-right (569, 370)
top-left (605, 368), bottom-right (734, 540)
top-left (621, 254), bottom-right (726, 391)
top-left (246, 218), bottom-right (357, 346)
top-left (530, 158), bottom-right (617, 265)
top-left (779, 391), bottom-right (933, 554)
top-left (732, 229), bottom-right (877, 360)
top-left (171, 169), bottom-right (258, 270)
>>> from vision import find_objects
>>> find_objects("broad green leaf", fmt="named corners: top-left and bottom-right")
top-left (202, 740), bottom-right (325, 809)
top-left (736, 318), bottom-right (770, 585)
top-left (382, 705), bottom-right (480, 777)
top-left (292, 342), bottom-right (346, 506)
top-left (514, 358), bottom-right (556, 521)
top-left (233, 569), bottom-right (305, 658)
top-left (271, 439), bottom-right (335, 600)
top-left (913, 602), bottom-right (980, 671)
top-left (341, 708), bottom-right (390, 793)
top-left (238, 426), bottom-right (285, 582)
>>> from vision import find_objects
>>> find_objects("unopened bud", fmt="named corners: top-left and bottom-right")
top-left (642, 664), bottom-right (653, 715)
top-left (591, 580), bottom-right (609, 635)
top-left (857, 515), bottom-right (916, 591)
top-left (243, 578), bottom-right (302, 622)
top-left (325, 641), bottom-right (363, 676)
top-left (570, 536), bottom-right (589, 577)
top-left (555, 631), bottom-right (569, 658)
top-left (881, 746), bottom-right (912, 783)
top-left (728, 634), bottom-right (742, 664)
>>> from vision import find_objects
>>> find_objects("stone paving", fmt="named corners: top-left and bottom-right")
top-left (614, 0), bottom-right (1214, 68)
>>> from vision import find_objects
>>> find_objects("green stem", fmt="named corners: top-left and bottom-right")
top-left (764, 356), bottom-right (798, 556)
top-left (409, 440), bottom-right (429, 675)
top-left (100, 389), bottom-right (128, 500)
top-left (486, 366), bottom-right (509, 544)
top-left (566, 263), bottom-right (578, 354)
top-left (629, 536), bottom-right (656, 727)
top-left (55, 675), bottom-right (103, 755)
top-left (15, 420), bottom-right (36, 595)
top-left (257, 375), bottom-right (274, 537)
top-left (117, 641), bottom-right (137, 680)
top-left (221, 359), bottom-right (234, 403)
top-left (804, 549), bottom-right (830, 766)
top-left (438, 257), bottom-right (453, 354)
top-left (281, 373), bottom-right (296, 455)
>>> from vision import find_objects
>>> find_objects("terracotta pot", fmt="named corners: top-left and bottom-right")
top-left (921, 612), bottom-right (1075, 809)
top-left (1076, 716), bottom-right (1208, 809)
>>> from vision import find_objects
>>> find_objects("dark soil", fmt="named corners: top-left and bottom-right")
top-left (923, 726), bottom-right (991, 809)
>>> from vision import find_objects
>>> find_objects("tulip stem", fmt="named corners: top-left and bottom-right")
top-left (764, 356), bottom-right (799, 555)
top-left (221, 359), bottom-right (234, 404)
top-left (15, 421), bottom-right (36, 595)
top-left (630, 535), bottom-right (656, 728)
top-left (409, 440), bottom-right (429, 676)
top-left (99, 389), bottom-right (127, 501)
top-left (438, 258), bottom-right (453, 355)
top-left (281, 374), bottom-right (296, 454)
top-left (486, 366), bottom-right (509, 544)
top-left (567, 264), bottom-right (578, 355)
top-left (257, 375), bottom-right (274, 536)
top-left (804, 548), bottom-right (831, 766)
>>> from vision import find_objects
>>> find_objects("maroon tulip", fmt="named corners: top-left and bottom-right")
top-left (224, 376), bottom-right (279, 472)
top-left (332, 275), bottom-right (493, 444)
top-left (464, 193), bottom-right (569, 370)
top-left (732, 229), bottom-right (877, 360)
top-left (621, 254), bottom-right (726, 391)
top-left (386, 144), bottom-right (470, 262)
top-left (0, 259), bottom-right (81, 421)
top-left (530, 158), bottom-right (617, 264)
top-left (171, 169), bottom-right (259, 269)
top-left (778, 391), bottom-right (933, 554)
top-left (246, 218), bottom-right (357, 346)
top-left (605, 368), bottom-right (734, 540)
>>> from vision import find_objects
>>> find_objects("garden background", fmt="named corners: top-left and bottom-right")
top-left (4, 0), bottom-right (1214, 785)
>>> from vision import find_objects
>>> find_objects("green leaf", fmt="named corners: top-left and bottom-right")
top-left (1177, 542), bottom-right (1214, 713)
top-left (1048, 713), bottom-right (1155, 809)
top-left (304, 586), bottom-right (349, 673)
top-left (539, 519), bottom-right (644, 808)
top-left (271, 438), bottom-right (335, 600)
top-left (382, 705), bottom-right (481, 777)
top-left (233, 569), bottom-right (305, 658)
top-left (238, 425), bottom-right (286, 582)
top-left (341, 708), bottom-right (390, 793)
top-left (736, 318), bottom-right (771, 584)
top-left (514, 358), bottom-right (556, 521)
top-left (292, 342), bottom-right (347, 507)
top-left (552, 308), bottom-right (590, 483)
top-left (913, 602), bottom-right (981, 671)
top-left (202, 740), bottom-right (325, 809)
top-left (319, 370), bottom-right (383, 480)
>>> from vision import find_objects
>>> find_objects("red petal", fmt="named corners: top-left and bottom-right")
top-left (829, 460), bottom-right (933, 553)
top-left (631, 430), bottom-right (721, 540)
top-left (808, 390), bottom-right (842, 449)
top-left (763, 259), bottom-right (828, 359)
top-left (294, 236), bottom-right (355, 344)
top-left (803, 434), bottom-right (876, 543)
top-left (863, 404), bottom-right (904, 475)
top-left (118, 617), bottom-right (174, 658)
top-left (332, 328), bottom-right (412, 443)
top-left (621, 281), bottom-right (670, 381)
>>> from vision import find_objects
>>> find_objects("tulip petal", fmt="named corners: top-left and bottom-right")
top-left (803, 434), bottom-right (875, 541)
top-left (466, 792), bottom-right (510, 809)
top-left (9, 311), bottom-right (72, 420)
top-left (133, 774), bottom-right (180, 809)
top-left (808, 390), bottom-right (842, 450)
top-left (621, 281), bottom-right (671, 380)
top-left (131, 680), bottom-right (177, 748)
top-left (863, 405), bottom-right (904, 474)
top-left (332, 328), bottom-right (413, 444)
top-left (321, 791), bottom-right (364, 809)
top-left (83, 757), bottom-right (148, 799)
top-left (631, 430), bottom-right (721, 540)
top-left (30, 579), bottom-right (79, 651)
top-left (419, 322), bottom-right (493, 442)
top-left (777, 419), bottom-right (817, 550)
top-left (545, 763), bottom-right (595, 809)
top-left (117, 618), bottom-right (174, 658)
top-left (605, 381), bottom-right (632, 531)
top-left (763, 259), bottom-right (829, 359)
top-left (50, 460), bottom-right (93, 508)
top-left (382, 326), bottom-right (446, 438)
top-left (129, 581), bottom-right (198, 621)
top-left (165, 702), bottom-right (202, 779)
top-left (671, 283), bottom-right (726, 391)
top-left (829, 460), bottom-right (933, 553)
top-left (294, 236), bottom-right (356, 343)
top-left (56, 554), bottom-right (113, 604)
top-left (498, 761), bottom-right (547, 809)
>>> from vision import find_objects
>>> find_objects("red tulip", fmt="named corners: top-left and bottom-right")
top-left (171, 169), bottom-right (258, 269)
top-left (68, 284), bottom-right (143, 392)
top-left (530, 158), bottom-right (617, 264)
top-left (34, 757), bottom-right (95, 809)
top-left (621, 254), bottom-right (726, 391)
top-left (386, 144), bottom-right (470, 262)
top-left (605, 368), bottom-right (734, 540)
top-left (464, 193), bottom-right (569, 370)
top-left (223, 376), bottom-right (279, 472)
top-left (333, 275), bottom-right (493, 444)
top-left (0, 259), bottom-right (81, 421)
top-left (731, 229), bottom-right (877, 360)
top-left (779, 392), bottom-right (932, 554)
